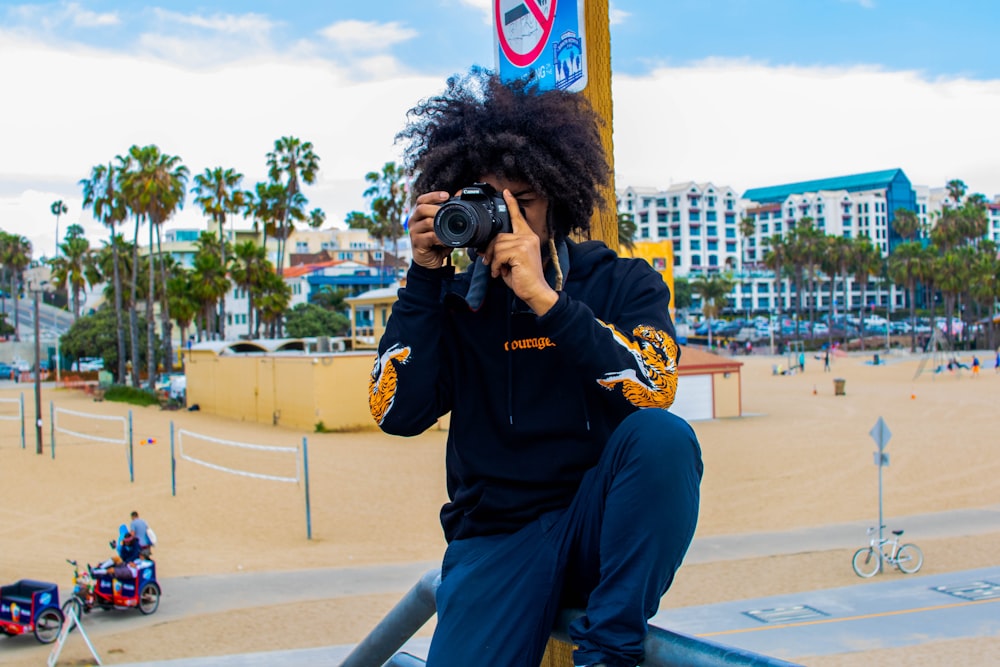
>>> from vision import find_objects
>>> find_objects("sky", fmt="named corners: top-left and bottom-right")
top-left (2, 0), bottom-right (1000, 259)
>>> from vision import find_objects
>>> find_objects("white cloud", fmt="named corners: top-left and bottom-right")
top-left (66, 1), bottom-right (119, 28)
top-left (0, 30), bottom-right (438, 257)
top-left (150, 8), bottom-right (276, 36)
top-left (609, 4), bottom-right (631, 26)
top-left (3, 33), bottom-right (1000, 263)
top-left (611, 60), bottom-right (1000, 199)
top-left (318, 20), bottom-right (417, 52)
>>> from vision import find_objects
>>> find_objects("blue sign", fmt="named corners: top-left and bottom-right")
top-left (494, 0), bottom-right (588, 92)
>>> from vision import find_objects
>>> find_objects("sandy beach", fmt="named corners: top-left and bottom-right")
top-left (1, 348), bottom-right (998, 665)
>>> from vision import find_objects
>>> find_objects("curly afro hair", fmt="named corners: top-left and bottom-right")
top-left (396, 66), bottom-right (610, 242)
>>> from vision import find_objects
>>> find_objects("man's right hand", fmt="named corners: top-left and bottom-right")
top-left (409, 190), bottom-right (452, 269)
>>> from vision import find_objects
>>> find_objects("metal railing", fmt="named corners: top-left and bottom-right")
top-left (339, 568), bottom-right (802, 667)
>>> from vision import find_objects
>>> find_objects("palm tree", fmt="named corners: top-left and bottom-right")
top-left (617, 211), bottom-right (637, 256)
top-left (762, 233), bottom-right (788, 329)
top-left (887, 241), bottom-right (926, 352)
top-left (892, 208), bottom-right (920, 242)
top-left (266, 136), bottom-right (320, 275)
top-left (363, 162), bottom-right (407, 281)
top-left (166, 267), bottom-right (199, 365)
top-left (691, 272), bottom-right (735, 350)
top-left (850, 238), bottom-right (883, 352)
top-left (49, 231), bottom-right (92, 319)
top-left (256, 271), bottom-right (292, 339)
top-left (193, 167), bottom-right (245, 340)
top-left (967, 242), bottom-right (1000, 350)
top-left (50, 200), bottom-right (68, 258)
top-left (820, 235), bottom-right (852, 345)
top-left (739, 216), bottom-right (756, 267)
top-left (230, 240), bottom-right (271, 339)
top-left (81, 161), bottom-right (128, 381)
top-left (190, 233), bottom-right (231, 341)
top-left (0, 233), bottom-right (32, 342)
top-left (119, 144), bottom-right (188, 386)
top-left (936, 250), bottom-right (967, 346)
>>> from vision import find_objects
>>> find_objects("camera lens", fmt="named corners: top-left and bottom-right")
top-left (434, 200), bottom-right (488, 248)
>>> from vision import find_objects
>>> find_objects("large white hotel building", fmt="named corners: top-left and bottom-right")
top-left (618, 168), bottom-right (1000, 316)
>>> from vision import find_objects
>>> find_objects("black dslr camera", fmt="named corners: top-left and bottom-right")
top-left (433, 183), bottom-right (511, 250)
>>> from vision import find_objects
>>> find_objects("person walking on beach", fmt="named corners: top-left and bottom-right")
top-left (369, 67), bottom-right (703, 667)
top-left (824, 348), bottom-right (831, 372)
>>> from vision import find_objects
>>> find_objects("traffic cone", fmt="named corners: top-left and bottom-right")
top-left (812, 385), bottom-right (817, 395)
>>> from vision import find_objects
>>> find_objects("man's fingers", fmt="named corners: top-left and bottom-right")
top-left (503, 189), bottom-right (530, 233)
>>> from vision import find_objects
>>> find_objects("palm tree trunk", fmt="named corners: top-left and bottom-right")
top-left (129, 222), bottom-right (141, 388)
top-left (112, 238), bottom-right (127, 383)
top-left (147, 223), bottom-right (157, 389)
top-left (156, 225), bottom-right (173, 371)
top-left (10, 274), bottom-right (19, 342)
top-left (218, 219), bottom-right (227, 341)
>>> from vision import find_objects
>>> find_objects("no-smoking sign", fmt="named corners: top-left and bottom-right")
top-left (494, 0), bottom-right (587, 92)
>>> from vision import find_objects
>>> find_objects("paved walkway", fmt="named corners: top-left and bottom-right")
top-left (33, 505), bottom-right (1000, 666)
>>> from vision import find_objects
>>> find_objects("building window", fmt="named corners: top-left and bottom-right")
top-left (657, 226), bottom-right (668, 237)
top-left (707, 240), bottom-right (718, 251)
top-left (689, 211), bottom-right (700, 221)
top-left (726, 242), bottom-right (736, 252)
top-left (706, 211), bottom-right (717, 222)
top-left (706, 225), bottom-right (718, 237)
top-left (657, 212), bottom-right (668, 223)
top-left (690, 240), bottom-right (701, 250)
top-left (672, 211), bottom-right (680, 222)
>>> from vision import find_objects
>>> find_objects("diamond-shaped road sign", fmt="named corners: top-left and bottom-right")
top-left (869, 417), bottom-right (892, 452)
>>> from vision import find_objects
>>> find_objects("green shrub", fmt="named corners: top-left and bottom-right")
top-left (103, 385), bottom-right (160, 407)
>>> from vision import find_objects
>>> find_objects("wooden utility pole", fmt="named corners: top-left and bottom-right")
top-left (580, 0), bottom-right (618, 249)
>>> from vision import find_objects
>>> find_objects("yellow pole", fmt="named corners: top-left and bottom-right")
top-left (580, 0), bottom-right (618, 249)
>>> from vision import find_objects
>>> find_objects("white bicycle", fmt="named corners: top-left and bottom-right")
top-left (852, 525), bottom-right (923, 577)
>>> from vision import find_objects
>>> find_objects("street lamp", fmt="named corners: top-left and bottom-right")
top-left (25, 268), bottom-right (50, 455)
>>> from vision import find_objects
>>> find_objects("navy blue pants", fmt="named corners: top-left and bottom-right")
top-left (426, 409), bottom-right (703, 667)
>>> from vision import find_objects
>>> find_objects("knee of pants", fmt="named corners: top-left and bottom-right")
top-left (611, 409), bottom-right (703, 478)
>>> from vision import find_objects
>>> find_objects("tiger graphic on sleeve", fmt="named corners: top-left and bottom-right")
top-left (369, 343), bottom-right (411, 425)
top-left (595, 322), bottom-right (679, 409)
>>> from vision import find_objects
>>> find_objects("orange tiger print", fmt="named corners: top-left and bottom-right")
top-left (369, 343), bottom-right (411, 425)
top-left (596, 322), bottom-right (678, 409)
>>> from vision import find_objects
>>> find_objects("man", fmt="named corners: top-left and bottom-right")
top-left (124, 510), bottom-right (152, 559)
top-left (369, 68), bottom-right (702, 667)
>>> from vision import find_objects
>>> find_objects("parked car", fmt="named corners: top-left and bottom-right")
top-left (0, 362), bottom-right (16, 380)
top-left (77, 357), bottom-right (104, 372)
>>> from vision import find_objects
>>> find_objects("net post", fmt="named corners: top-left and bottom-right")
top-left (128, 409), bottom-right (134, 483)
top-left (19, 392), bottom-right (25, 449)
top-left (49, 400), bottom-right (55, 459)
top-left (303, 437), bottom-right (312, 540)
top-left (170, 421), bottom-right (177, 497)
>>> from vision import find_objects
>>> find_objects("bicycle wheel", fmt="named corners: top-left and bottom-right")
top-left (33, 608), bottom-right (63, 644)
top-left (60, 597), bottom-right (83, 633)
top-left (896, 543), bottom-right (924, 573)
top-left (852, 547), bottom-right (880, 577)
top-left (138, 582), bottom-right (160, 615)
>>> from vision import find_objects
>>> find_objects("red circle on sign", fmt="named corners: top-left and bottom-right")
top-left (495, 0), bottom-right (558, 68)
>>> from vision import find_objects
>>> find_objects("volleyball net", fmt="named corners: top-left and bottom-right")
top-left (171, 425), bottom-right (312, 539)
top-left (0, 393), bottom-right (26, 449)
top-left (49, 402), bottom-right (134, 481)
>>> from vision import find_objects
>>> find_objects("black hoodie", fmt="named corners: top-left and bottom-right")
top-left (370, 239), bottom-right (680, 542)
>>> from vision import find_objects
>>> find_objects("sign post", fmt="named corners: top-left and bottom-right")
top-left (494, 0), bottom-right (618, 245)
top-left (869, 417), bottom-right (892, 544)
